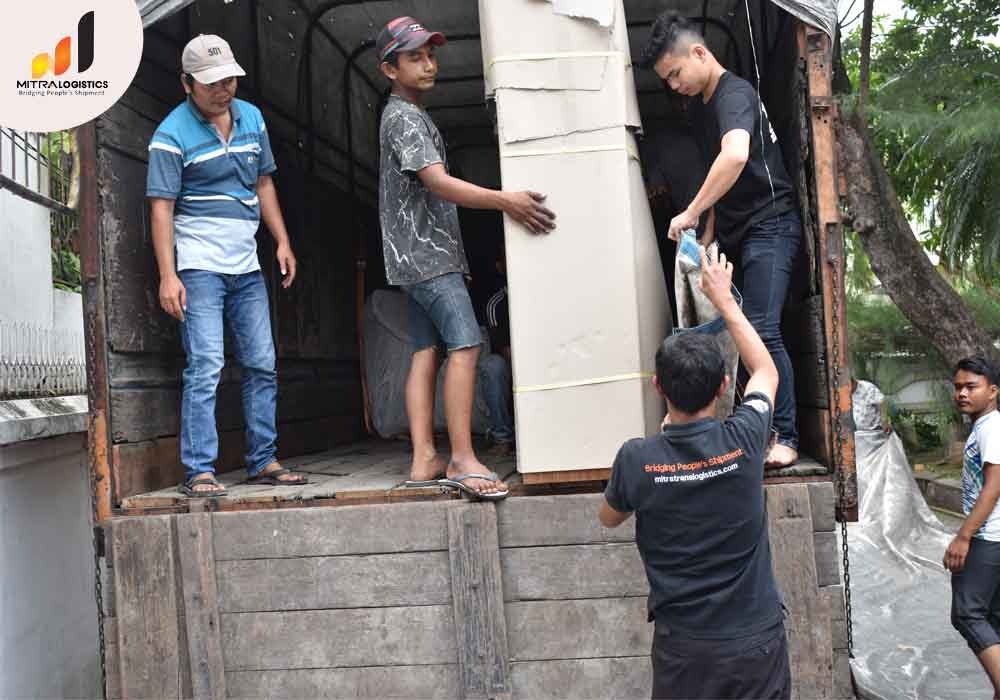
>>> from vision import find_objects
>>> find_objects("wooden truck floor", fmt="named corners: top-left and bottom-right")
top-left (118, 437), bottom-right (828, 516)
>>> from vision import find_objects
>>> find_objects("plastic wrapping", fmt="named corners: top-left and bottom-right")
top-left (362, 289), bottom-right (492, 439)
top-left (848, 430), bottom-right (991, 699)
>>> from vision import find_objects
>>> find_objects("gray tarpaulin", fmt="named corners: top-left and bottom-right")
top-left (848, 430), bottom-right (990, 699)
top-left (138, 0), bottom-right (839, 36)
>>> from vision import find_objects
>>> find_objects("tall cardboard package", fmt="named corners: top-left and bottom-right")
top-left (480, 0), bottom-right (671, 475)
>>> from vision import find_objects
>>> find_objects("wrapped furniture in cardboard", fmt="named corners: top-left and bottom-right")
top-left (480, 0), bottom-right (670, 475)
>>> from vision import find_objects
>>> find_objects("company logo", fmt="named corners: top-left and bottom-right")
top-left (2, 0), bottom-right (143, 132)
top-left (31, 11), bottom-right (95, 79)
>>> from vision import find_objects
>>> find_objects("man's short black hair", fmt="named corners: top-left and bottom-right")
top-left (955, 355), bottom-right (1000, 386)
top-left (656, 332), bottom-right (726, 413)
top-left (639, 12), bottom-right (705, 69)
top-left (382, 53), bottom-right (400, 68)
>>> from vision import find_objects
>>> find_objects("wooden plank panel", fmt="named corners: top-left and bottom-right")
top-left (510, 657), bottom-right (651, 700)
top-left (225, 665), bottom-right (460, 699)
top-left (808, 481), bottom-right (836, 532)
top-left (501, 543), bottom-right (647, 601)
top-left (110, 377), bottom-right (360, 443)
top-left (221, 606), bottom-right (457, 671)
top-left (505, 598), bottom-right (651, 662)
top-left (766, 484), bottom-right (834, 699)
top-left (813, 531), bottom-right (841, 588)
top-left (447, 503), bottom-right (511, 699)
top-left (212, 500), bottom-right (449, 559)
top-left (216, 552), bottom-right (452, 612)
top-left (175, 513), bottom-right (226, 700)
top-left (105, 618), bottom-right (121, 700)
top-left (110, 516), bottom-right (181, 699)
top-left (497, 494), bottom-right (635, 548)
top-left (799, 407), bottom-right (833, 469)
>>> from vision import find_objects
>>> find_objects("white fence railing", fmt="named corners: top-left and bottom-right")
top-left (0, 321), bottom-right (86, 399)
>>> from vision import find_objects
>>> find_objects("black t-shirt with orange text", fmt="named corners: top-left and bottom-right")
top-left (604, 392), bottom-right (783, 639)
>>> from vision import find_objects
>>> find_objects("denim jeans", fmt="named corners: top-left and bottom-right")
top-left (178, 269), bottom-right (277, 480)
top-left (736, 211), bottom-right (801, 450)
top-left (478, 353), bottom-right (514, 443)
top-left (403, 272), bottom-right (483, 353)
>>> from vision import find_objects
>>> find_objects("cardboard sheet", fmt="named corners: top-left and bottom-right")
top-left (546, 0), bottom-right (616, 27)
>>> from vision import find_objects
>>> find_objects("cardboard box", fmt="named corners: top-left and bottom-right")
top-left (480, 0), bottom-right (670, 474)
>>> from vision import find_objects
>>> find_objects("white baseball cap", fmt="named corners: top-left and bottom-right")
top-left (182, 34), bottom-right (246, 84)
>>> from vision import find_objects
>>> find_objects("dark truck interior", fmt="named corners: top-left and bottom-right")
top-left (92, 0), bottom-right (835, 507)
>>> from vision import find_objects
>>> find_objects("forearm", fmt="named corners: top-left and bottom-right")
top-left (425, 172), bottom-right (506, 211)
top-left (686, 152), bottom-right (745, 217)
top-left (150, 205), bottom-right (177, 279)
top-left (259, 179), bottom-right (290, 247)
top-left (959, 489), bottom-right (1000, 541)
top-left (717, 296), bottom-right (776, 381)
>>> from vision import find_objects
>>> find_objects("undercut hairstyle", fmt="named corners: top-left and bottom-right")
top-left (656, 332), bottom-right (726, 414)
top-left (639, 12), bottom-right (705, 68)
top-left (956, 356), bottom-right (1000, 387)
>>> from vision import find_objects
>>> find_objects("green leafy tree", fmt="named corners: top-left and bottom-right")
top-left (836, 0), bottom-right (1000, 366)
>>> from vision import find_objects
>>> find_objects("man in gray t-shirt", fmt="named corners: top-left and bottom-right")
top-left (379, 94), bottom-right (468, 285)
top-left (375, 17), bottom-right (555, 500)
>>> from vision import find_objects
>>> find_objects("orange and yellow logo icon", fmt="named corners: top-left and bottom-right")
top-left (31, 11), bottom-right (95, 79)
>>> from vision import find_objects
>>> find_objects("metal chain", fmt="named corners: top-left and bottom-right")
top-left (829, 242), bottom-right (854, 658)
top-left (85, 298), bottom-right (108, 698)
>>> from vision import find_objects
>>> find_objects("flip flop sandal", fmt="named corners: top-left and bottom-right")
top-left (438, 472), bottom-right (509, 502)
top-left (247, 467), bottom-right (309, 486)
top-left (179, 474), bottom-right (228, 498)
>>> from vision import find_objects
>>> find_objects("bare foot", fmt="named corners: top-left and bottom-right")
top-left (448, 456), bottom-right (508, 495)
top-left (765, 444), bottom-right (798, 470)
top-left (410, 451), bottom-right (447, 482)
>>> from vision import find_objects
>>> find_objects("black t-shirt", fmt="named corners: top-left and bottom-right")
top-left (604, 392), bottom-right (783, 639)
top-left (688, 72), bottom-right (796, 253)
top-left (484, 285), bottom-right (509, 353)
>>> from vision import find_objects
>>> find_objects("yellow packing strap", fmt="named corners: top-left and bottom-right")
top-left (488, 50), bottom-right (632, 71)
top-left (501, 142), bottom-right (640, 162)
top-left (515, 371), bottom-right (653, 394)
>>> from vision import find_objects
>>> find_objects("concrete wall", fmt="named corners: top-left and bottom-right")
top-left (0, 430), bottom-right (102, 699)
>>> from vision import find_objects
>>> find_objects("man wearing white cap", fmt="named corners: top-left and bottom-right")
top-left (147, 34), bottom-right (307, 496)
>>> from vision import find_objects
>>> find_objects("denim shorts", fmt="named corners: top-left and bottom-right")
top-left (403, 272), bottom-right (483, 353)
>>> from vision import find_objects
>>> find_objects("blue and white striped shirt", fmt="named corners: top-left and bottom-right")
top-left (147, 97), bottom-right (276, 274)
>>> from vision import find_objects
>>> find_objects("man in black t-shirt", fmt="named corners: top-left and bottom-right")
top-left (640, 12), bottom-right (802, 469)
top-left (599, 246), bottom-right (789, 700)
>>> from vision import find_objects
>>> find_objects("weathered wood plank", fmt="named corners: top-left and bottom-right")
top-left (175, 514), bottom-right (226, 700)
top-left (221, 606), bottom-right (457, 671)
top-left (447, 503), bottom-right (511, 699)
top-left (808, 481), bottom-right (836, 532)
top-left (497, 494), bottom-right (635, 548)
top-left (105, 618), bottom-right (121, 700)
top-left (799, 407), bottom-right (833, 469)
top-left (792, 352), bottom-right (831, 409)
top-left (510, 657), bottom-right (651, 700)
top-left (225, 665), bottom-right (460, 698)
top-left (212, 500), bottom-right (449, 559)
top-left (765, 484), bottom-right (834, 699)
top-left (501, 543), bottom-right (647, 601)
top-left (505, 597), bottom-right (651, 662)
top-left (216, 552), bottom-right (452, 612)
top-left (813, 531), bottom-right (841, 588)
top-left (111, 516), bottom-right (181, 699)
top-left (110, 377), bottom-right (360, 443)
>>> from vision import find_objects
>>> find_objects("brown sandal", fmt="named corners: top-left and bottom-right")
top-left (247, 467), bottom-right (308, 486)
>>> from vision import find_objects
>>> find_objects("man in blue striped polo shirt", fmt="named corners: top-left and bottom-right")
top-left (147, 34), bottom-right (307, 496)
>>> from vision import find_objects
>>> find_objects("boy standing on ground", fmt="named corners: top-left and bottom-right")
top-left (641, 13), bottom-right (802, 468)
top-left (375, 17), bottom-right (555, 499)
top-left (599, 247), bottom-right (789, 699)
top-left (945, 357), bottom-right (1000, 697)
top-left (147, 35), bottom-right (307, 496)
